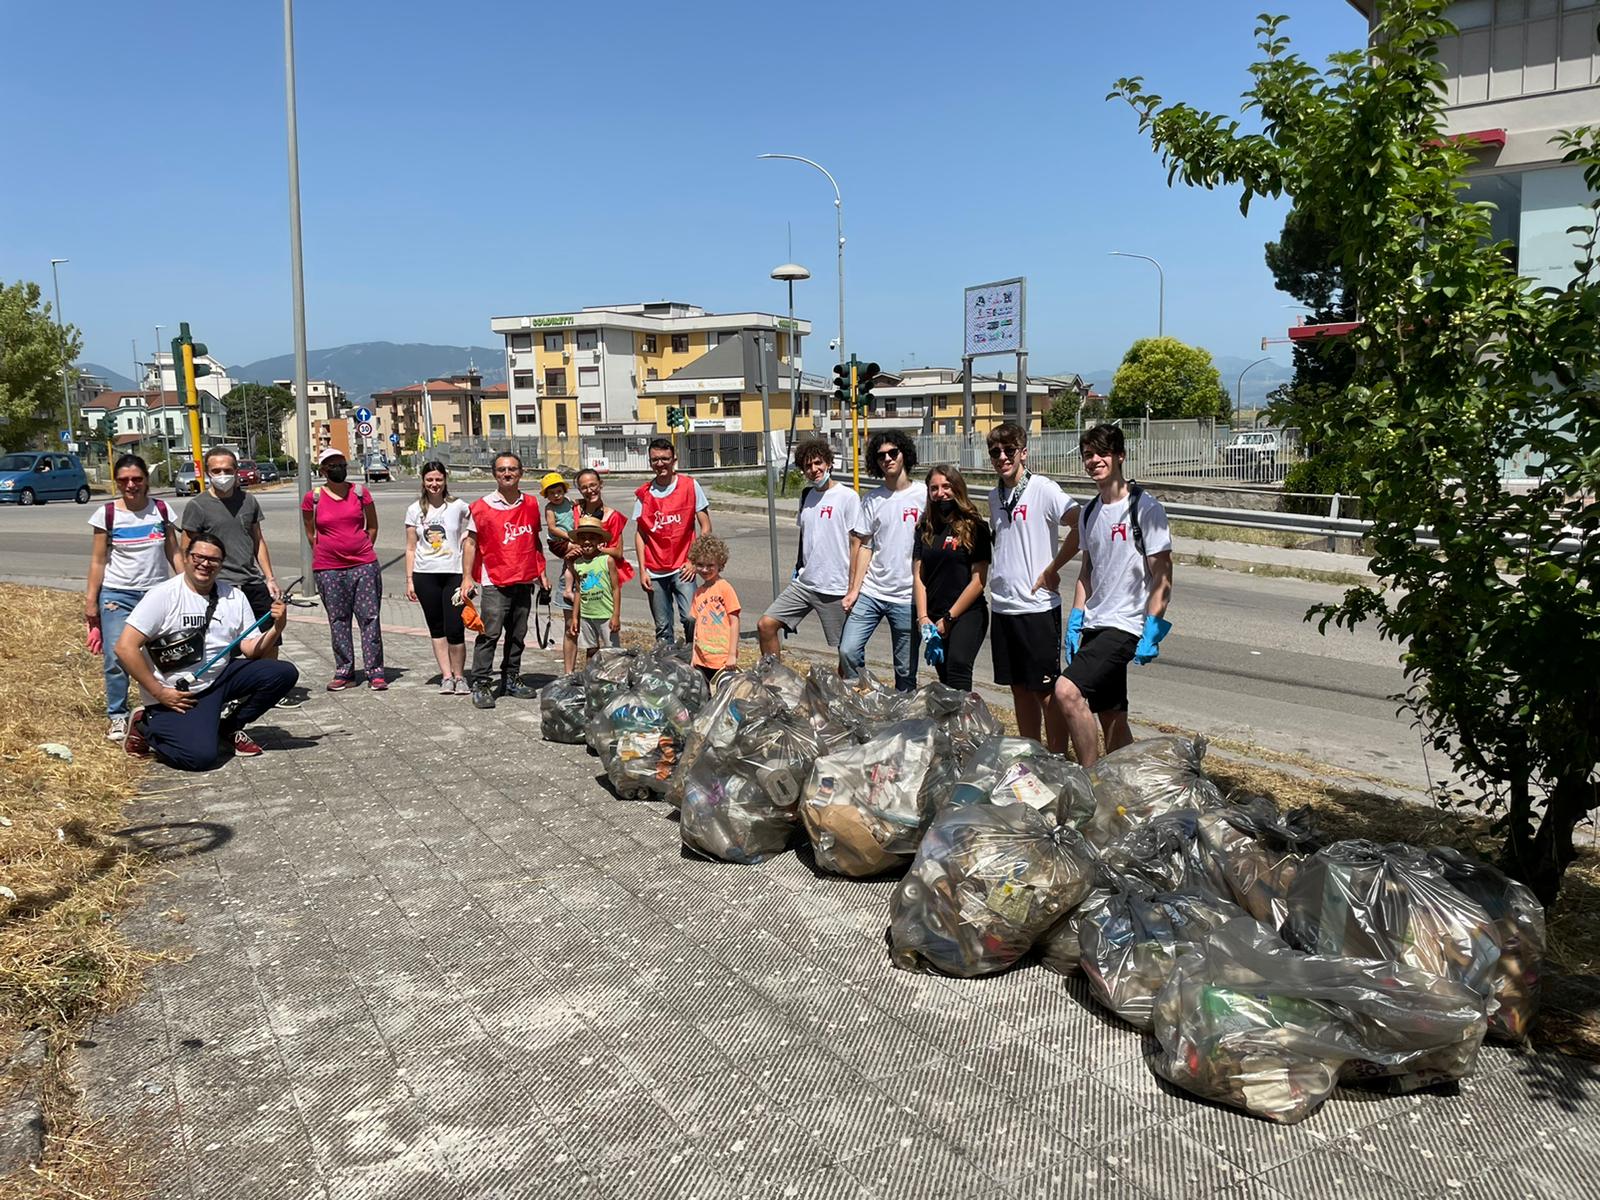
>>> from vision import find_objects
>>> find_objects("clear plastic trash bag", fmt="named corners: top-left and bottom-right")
top-left (595, 682), bottom-right (695, 800)
top-left (1423, 847), bottom-right (1545, 1041)
top-left (752, 654), bottom-right (808, 710)
top-left (1036, 888), bottom-right (1110, 976)
top-left (669, 670), bottom-right (774, 807)
top-left (942, 736), bottom-right (1097, 829)
top-left (1083, 735), bottom-right (1226, 845)
top-left (1076, 889), bottom-right (1248, 1031)
top-left (1149, 916), bottom-right (1488, 1124)
top-left (1096, 809), bottom-right (1212, 894)
top-left (799, 718), bottom-right (941, 876)
top-left (631, 642), bottom-right (709, 715)
top-left (1194, 797), bottom-right (1320, 927)
top-left (538, 673), bottom-right (589, 744)
top-left (889, 803), bottom-right (1098, 977)
top-left (1280, 840), bottom-right (1503, 1012)
top-left (583, 646), bottom-right (640, 752)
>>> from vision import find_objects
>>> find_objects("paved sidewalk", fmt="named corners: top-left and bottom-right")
top-left (77, 620), bottom-right (1600, 1199)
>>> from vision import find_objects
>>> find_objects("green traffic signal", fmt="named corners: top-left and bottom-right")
top-left (831, 362), bottom-right (850, 408)
top-left (855, 361), bottom-right (880, 412)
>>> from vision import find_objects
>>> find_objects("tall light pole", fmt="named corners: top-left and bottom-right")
top-left (1109, 250), bottom-right (1166, 426)
top-left (770, 262), bottom-right (809, 496)
top-left (49, 258), bottom-right (73, 442)
top-left (758, 155), bottom-right (843, 436)
top-left (283, 0), bottom-right (314, 592)
top-left (1235, 355), bottom-right (1273, 430)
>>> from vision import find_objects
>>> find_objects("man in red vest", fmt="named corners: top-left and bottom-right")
top-left (460, 452), bottom-right (548, 709)
top-left (632, 437), bottom-right (712, 644)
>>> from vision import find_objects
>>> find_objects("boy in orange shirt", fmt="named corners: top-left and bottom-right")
top-left (687, 536), bottom-right (739, 685)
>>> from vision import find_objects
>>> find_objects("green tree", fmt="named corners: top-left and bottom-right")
top-left (0, 279), bottom-right (81, 449)
top-left (1112, 0), bottom-right (1600, 902)
top-left (1043, 392), bottom-right (1078, 430)
top-left (1107, 336), bottom-right (1230, 421)
top-left (223, 383), bottom-right (295, 458)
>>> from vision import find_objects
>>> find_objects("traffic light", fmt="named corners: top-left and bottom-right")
top-left (832, 362), bottom-right (850, 412)
top-left (854, 361), bottom-right (880, 413)
top-left (171, 322), bottom-right (210, 475)
top-left (665, 405), bottom-right (685, 431)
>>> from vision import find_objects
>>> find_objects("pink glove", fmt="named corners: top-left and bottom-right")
top-left (86, 625), bottom-right (103, 655)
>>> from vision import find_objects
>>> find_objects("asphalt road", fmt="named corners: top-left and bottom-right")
top-left (0, 481), bottom-right (1438, 793)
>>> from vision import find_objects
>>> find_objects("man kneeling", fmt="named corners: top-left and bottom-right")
top-left (117, 532), bottom-right (299, 769)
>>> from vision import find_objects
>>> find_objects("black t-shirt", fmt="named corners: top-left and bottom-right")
top-left (913, 518), bottom-right (992, 618)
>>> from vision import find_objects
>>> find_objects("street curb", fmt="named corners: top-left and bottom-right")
top-left (1175, 550), bottom-right (1377, 586)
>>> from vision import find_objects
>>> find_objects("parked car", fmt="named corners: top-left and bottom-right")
top-left (363, 453), bottom-right (392, 483)
top-left (174, 462), bottom-right (201, 496)
top-left (0, 452), bottom-right (91, 506)
top-left (1223, 431), bottom-right (1280, 479)
top-left (237, 460), bottom-right (262, 487)
top-left (257, 462), bottom-right (281, 483)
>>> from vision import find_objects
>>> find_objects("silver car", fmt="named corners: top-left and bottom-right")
top-left (174, 462), bottom-right (201, 496)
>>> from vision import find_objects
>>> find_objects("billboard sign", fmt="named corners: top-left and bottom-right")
top-left (963, 277), bottom-right (1026, 357)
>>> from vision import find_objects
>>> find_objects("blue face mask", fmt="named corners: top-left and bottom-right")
top-left (813, 469), bottom-right (831, 488)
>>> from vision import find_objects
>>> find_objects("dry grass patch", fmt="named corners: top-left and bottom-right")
top-left (0, 583), bottom-right (158, 1197)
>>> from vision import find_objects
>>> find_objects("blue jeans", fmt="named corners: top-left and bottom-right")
top-left (839, 593), bottom-right (918, 691)
top-left (99, 587), bottom-right (146, 716)
top-left (648, 570), bottom-right (696, 643)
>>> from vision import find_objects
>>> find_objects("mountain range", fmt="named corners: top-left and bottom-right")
top-left (82, 341), bottom-right (506, 403)
top-left (84, 344), bottom-right (1294, 411)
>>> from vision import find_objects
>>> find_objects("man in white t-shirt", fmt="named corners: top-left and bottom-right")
top-left (757, 437), bottom-right (862, 660)
top-left (985, 421), bottom-right (1079, 750)
top-left (116, 533), bottom-right (299, 770)
top-left (839, 430), bottom-right (926, 691)
top-left (1046, 423), bottom-right (1174, 766)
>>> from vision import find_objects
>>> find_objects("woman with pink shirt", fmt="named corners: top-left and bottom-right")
top-left (300, 447), bottom-right (385, 690)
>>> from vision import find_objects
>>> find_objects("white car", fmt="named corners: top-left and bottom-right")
top-left (1224, 431), bottom-right (1280, 477)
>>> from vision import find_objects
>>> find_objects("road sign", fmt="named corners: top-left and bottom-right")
top-left (59, 430), bottom-right (70, 442)
top-left (357, 421), bottom-right (374, 437)
top-left (963, 277), bottom-right (1026, 357)
top-left (355, 407), bottom-right (373, 423)
top-left (389, 432), bottom-right (400, 446)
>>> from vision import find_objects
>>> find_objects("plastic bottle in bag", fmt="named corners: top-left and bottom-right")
top-left (1194, 797), bottom-right (1320, 927)
top-left (799, 719), bottom-right (941, 876)
top-left (942, 736), bottom-right (1097, 829)
top-left (1084, 736), bottom-right (1225, 844)
top-left (538, 673), bottom-right (589, 744)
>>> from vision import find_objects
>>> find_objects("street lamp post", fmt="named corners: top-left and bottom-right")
top-left (1109, 251), bottom-right (1165, 428)
top-left (49, 259), bottom-right (73, 442)
top-left (758, 155), bottom-right (843, 436)
top-left (770, 262), bottom-right (810, 497)
top-left (283, 0), bottom-right (315, 593)
top-left (1235, 355), bottom-right (1273, 430)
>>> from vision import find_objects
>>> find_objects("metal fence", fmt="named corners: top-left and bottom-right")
top-left (909, 428), bottom-right (1308, 485)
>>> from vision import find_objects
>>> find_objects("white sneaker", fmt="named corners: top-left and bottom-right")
top-left (439, 676), bottom-right (455, 695)
top-left (106, 715), bottom-right (129, 742)
top-left (453, 677), bottom-right (469, 695)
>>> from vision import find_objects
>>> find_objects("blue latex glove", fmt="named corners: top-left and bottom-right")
top-left (1063, 608), bottom-right (1085, 664)
top-left (1133, 615), bottom-right (1173, 665)
top-left (922, 623), bottom-right (944, 666)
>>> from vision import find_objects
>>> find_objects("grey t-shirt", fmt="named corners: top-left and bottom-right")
top-left (180, 491), bottom-right (266, 584)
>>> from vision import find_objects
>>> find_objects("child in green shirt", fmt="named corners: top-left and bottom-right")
top-left (568, 516), bottom-right (619, 658)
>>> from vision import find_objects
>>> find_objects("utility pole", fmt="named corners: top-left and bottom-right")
top-left (50, 259), bottom-right (73, 441)
top-left (284, 0), bottom-right (315, 592)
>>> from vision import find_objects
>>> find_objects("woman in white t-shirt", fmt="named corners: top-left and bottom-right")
top-left (404, 461), bottom-right (475, 694)
top-left (85, 454), bottom-right (182, 741)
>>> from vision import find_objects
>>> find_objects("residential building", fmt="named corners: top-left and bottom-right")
top-left (1345, 1), bottom-right (1600, 288)
top-left (862, 367), bottom-right (1050, 436)
top-left (369, 372), bottom-right (488, 450)
top-left (488, 301), bottom-right (826, 466)
top-left (144, 352), bottom-right (237, 402)
top-left (479, 382), bottom-right (510, 441)
top-left (80, 389), bottom-right (229, 454)
top-left (273, 378), bottom-right (348, 455)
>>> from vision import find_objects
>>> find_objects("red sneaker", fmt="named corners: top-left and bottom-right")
top-left (123, 709), bottom-right (150, 758)
top-left (327, 675), bottom-right (353, 691)
top-left (231, 729), bottom-right (264, 757)
top-left (368, 675), bottom-right (388, 692)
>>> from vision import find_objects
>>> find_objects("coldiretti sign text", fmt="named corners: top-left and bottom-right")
top-left (525, 315), bottom-right (575, 328)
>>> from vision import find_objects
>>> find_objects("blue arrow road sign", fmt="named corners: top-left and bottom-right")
top-left (355, 407), bottom-right (373, 423)
top-left (388, 432), bottom-right (400, 445)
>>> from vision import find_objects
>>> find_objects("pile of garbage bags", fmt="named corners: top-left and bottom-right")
top-left (540, 659), bottom-right (1547, 1125)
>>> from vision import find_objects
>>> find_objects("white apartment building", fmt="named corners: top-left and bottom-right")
top-left (274, 379), bottom-right (348, 454)
top-left (1350, 0), bottom-right (1600, 287)
top-left (144, 351), bottom-right (237, 402)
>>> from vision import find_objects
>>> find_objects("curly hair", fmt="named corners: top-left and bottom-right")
top-left (792, 437), bottom-right (834, 468)
top-left (866, 429), bottom-right (917, 476)
top-left (686, 534), bottom-right (730, 568)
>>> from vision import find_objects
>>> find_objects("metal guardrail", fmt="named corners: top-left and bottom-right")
top-left (1165, 501), bottom-right (1587, 555)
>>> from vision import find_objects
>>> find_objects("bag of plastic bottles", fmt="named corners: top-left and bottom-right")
top-left (1423, 847), bottom-right (1545, 1041)
top-left (752, 654), bottom-right (808, 710)
top-left (583, 647), bottom-right (639, 752)
top-left (595, 680), bottom-right (695, 800)
top-left (889, 803), bottom-right (1097, 977)
top-left (631, 641), bottom-right (710, 716)
top-left (669, 670), bottom-right (770, 805)
top-left (942, 737), bottom-right (1097, 829)
top-left (1076, 889), bottom-right (1248, 1030)
top-left (1096, 809), bottom-right (1211, 894)
top-left (1149, 916), bottom-right (1488, 1124)
top-left (799, 719), bottom-right (941, 876)
top-left (1036, 889), bottom-right (1109, 976)
top-left (538, 673), bottom-right (588, 744)
top-left (1280, 840), bottom-right (1503, 1009)
top-left (1194, 798), bottom-right (1320, 927)
top-left (1084, 736), bottom-right (1226, 845)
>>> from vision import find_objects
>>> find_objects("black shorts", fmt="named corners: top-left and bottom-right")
top-left (1062, 628), bottom-right (1140, 714)
top-left (237, 577), bottom-right (273, 622)
top-left (990, 608), bottom-right (1062, 693)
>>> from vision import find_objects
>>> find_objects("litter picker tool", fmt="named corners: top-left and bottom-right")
top-left (175, 577), bottom-right (314, 692)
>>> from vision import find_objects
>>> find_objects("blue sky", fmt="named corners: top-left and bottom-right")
top-left (2, 1), bottom-right (1364, 379)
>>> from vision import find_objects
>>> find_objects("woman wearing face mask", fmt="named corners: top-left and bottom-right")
top-left (912, 465), bottom-right (991, 692)
top-left (404, 461), bottom-right (474, 693)
top-left (85, 454), bottom-right (183, 740)
top-left (301, 448), bottom-right (385, 690)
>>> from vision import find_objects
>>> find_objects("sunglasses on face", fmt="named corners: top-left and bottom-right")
top-left (988, 445), bottom-right (1020, 460)
top-left (876, 448), bottom-right (901, 462)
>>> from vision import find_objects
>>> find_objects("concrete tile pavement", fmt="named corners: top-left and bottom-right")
top-left (73, 616), bottom-right (1600, 1199)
